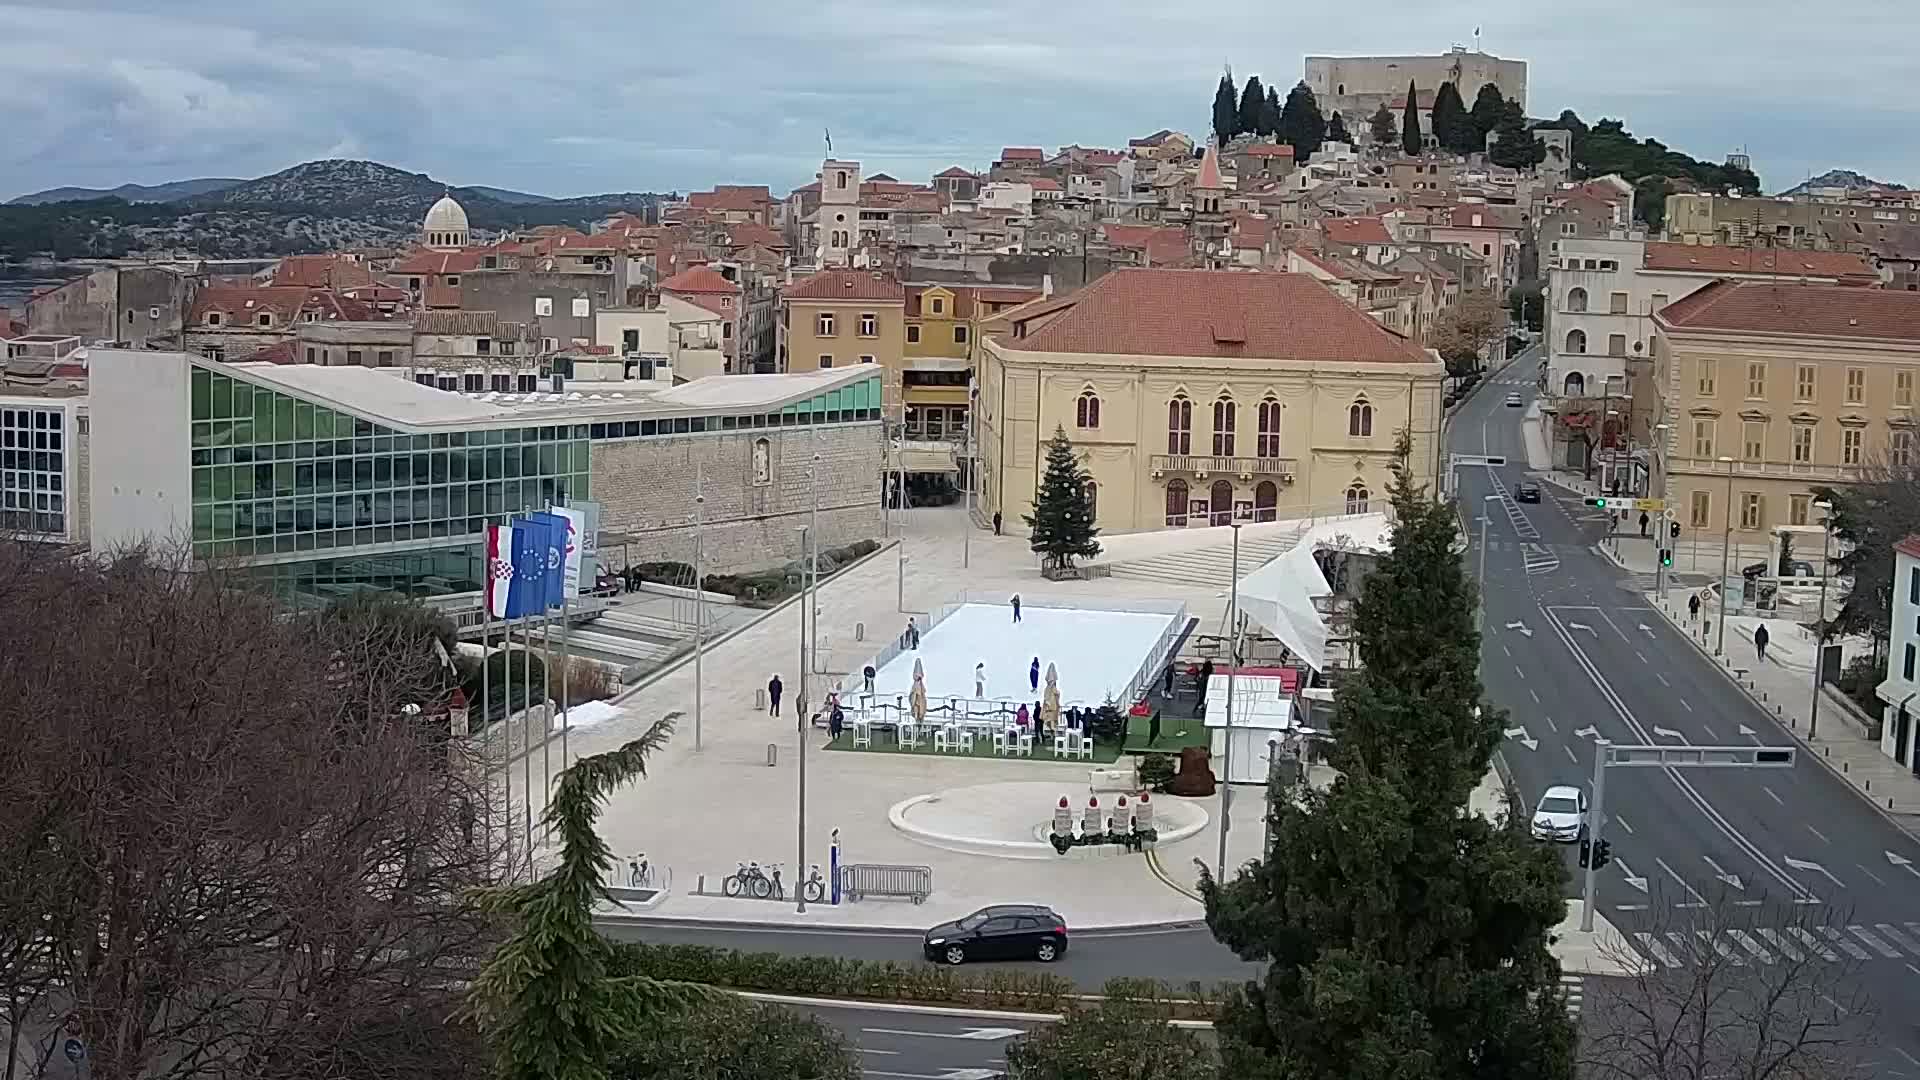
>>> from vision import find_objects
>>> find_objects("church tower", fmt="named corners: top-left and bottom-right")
top-left (1189, 140), bottom-right (1229, 266)
top-left (815, 158), bottom-right (861, 268)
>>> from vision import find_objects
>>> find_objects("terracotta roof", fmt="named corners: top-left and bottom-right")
top-left (270, 255), bottom-right (375, 289)
top-left (1641, 242), bottom-right (1876, 282)
top-left (999, 147), bottom-right (1044, 161)
top-left (190, 286), bottom-right (376, 326)
top-left (1196, 141), bottom-right (1224, 190)
top-left (1324, 216), bottom-right (1393, 246)
top-left (719, 221), bottom-right (786, 251)
top-left (415, 310), bottom-right (501, 337)
top-left (1101, 224), bottom-right (1193, 266)
top-left (1128, 129), bottom-right (1180, 147)
top-left (659, 265), bottom-right (740, 295)
top-left (1239, 143), bottom-right (1296, 158)
top-left (935, 166), bottom-right (977, 179)
top-left (1082, 150), bottom-right (1124, 165)
top-left (783, 269), bottom-right (906, 303)
top-left (688, 186), bottom-right (772, 212)
top-left (1030, 178), bottom-right (1062, 192)
top-left (1004, 269), bottom-right (1431, 362)
top-left (1231, 214), bottom-right (1274, 248)
top-left (1655, 279), bottom-right (1920, 342)
top-left (422, 281), bottom-right (461, 309)
top-left (387, 248), bottom-right (486, 275)
top-left (247, 341), bottom-right (298, 364)
top-left (1895, 535), bottom-right (1920, 561)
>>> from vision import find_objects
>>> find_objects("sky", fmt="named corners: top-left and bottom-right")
top-left (4, 0), bottom-right (1916, 202)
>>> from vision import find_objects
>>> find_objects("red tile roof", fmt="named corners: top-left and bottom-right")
top-left (1323, 216), bottom-right (1393, 246)
top-left (1030, 178), bottom-right (1061, 192)
top-left (388, 248), bottom-right (486, 275)
top-left (1003, 269), bottom-right (1431, 362)
top-left (999, 147), bottom-right (1045, 161)
top-left (783, 269), bottom-right (906, 303)
top-left (423, 281), bottom-right (461, 309)
top-left (689, 186), bottom-right (772, 212)
top-left (719, 221), bottom-right (786, 251)
top-left (249, 340), bottom-right (300, 364)
top-left (1895, 535), bottom-right (1920, 561)
top-left (1129, 129), bottom-right (1181, 147)
top-left (1641, 242), bottom-right (1876, 282)
top-left (1240, 143), bottom-right (1296, 158)
top-left (190, 286), bottom-right (378, 326)
top-left (936, 166), bottom-right (977, 179)
top-left (1101, 224), bottom-right (1194, 266)
top-left (270, 255), bottom-right (375, 289)
top-left (658, 265), bottom-right (740, 295)
top-left (1231, 214), bottom-right (1274, 248)
top-left (1654, 279), bottom-right (1920, 342)
top-left (1197, 141), bottom-right (1224, 190)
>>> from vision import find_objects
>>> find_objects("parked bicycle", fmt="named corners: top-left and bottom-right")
top-left (798, 863), bottom-right (826, 904)
top-left (626, 853), bottom-right (652, 889)
top-left (723, 860), bottom-right (775, 899)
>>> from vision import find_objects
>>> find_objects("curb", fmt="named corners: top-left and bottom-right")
top-left (736, 991), bottom-right (1219, 1028)
top-left (1144, 847), bottom-right (1204, 903)
top-left (592, 911), bottom-right (1212, 937)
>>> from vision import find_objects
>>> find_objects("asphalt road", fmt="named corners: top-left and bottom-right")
top-left (788, 1002), bottom-right (1045, 1079)
top-left (1458, 352), bottom-right (1920, 1075)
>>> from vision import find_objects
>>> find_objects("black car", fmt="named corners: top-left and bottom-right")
top-left (1515, 482), bottom-right (1541, 503)
top-left (923, 904), bottom-right (1068, 965)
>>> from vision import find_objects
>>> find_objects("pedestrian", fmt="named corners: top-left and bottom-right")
top-left (1016, 702), bottom-right (1030, 729)
top-left (992, 511), bottom-right (1003, 536)
top-left (1029, 656), bottom-right (1041, 692)
top-left (829, 695), bottom-right (846, 738)
top-left (1639, 511), bottom-right (1650, 537)
top-left (974, 662), bottom-right (986, 697)
top-left (1688, 593), bottom-right (1701, 621)
top-left (1199, 658), bottom-right (1214, 693)
top-left (863, 663), bottom-right (876, 694)
top-left (906, 618), bottom-right (920, 650)
top-left (1011, 593), bottom-right (1022, 623)
top-left (767, 673), bottom-right (783, 717)
top-left (1754, 622), bottom-right (1770, 662)
top-left (1163, 664), bottom-right (1176, 696)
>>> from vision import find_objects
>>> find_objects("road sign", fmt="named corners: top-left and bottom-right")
top-left (1449, 454), bottom-right (1507, 467)
top-left (63, 1039), bottom-right (84, 1064)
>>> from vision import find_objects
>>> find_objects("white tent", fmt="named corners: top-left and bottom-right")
top-left (1230, 513), bottom-right (1394, 673)
top-left (1203, 672), bottom-right (1298, 784)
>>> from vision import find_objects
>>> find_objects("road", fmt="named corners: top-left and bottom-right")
top-left (1457, 352), bottom-right (1920, 1075)
top-left (789, 1002), bottom-right (1045, 1079)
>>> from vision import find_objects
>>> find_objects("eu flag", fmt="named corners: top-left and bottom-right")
top-left (530, 511), bottom-right (570, 611)
top-left (505, 515), bottom-right (547, 619)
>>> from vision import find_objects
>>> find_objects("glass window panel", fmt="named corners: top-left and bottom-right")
top-left (210, 504), bottom-right (235, 540)
top-left (211, 466), bottom-right (234, 501)
top-left (192, 422), bottom-right (212, 449)
top-left (450, 486), bottom-right (469, 518)
top-left (233, 464), bottom-right (255, 498)
top-left (233, 502), bottom-right (253, 536)
top-left (354, 418), bottom-right (374, 438)
top-left (354, 458), bottom-right (374, 490)
top-left (192, 503), bottom-right (212, 539)
top-left (311, 407), bottom-right (333, 439)
top-left (429, 488), bottom-right (449, 521)
top-left (373, 456), bottom-right (392, 485)
top-left (192, 468), bottom-right (213, 504)
top-left (295, 441), bottom-right (314, 460)
top-left (484, 482), bottom-right (505, 517)
top-left (539, 445), bottom-right (559, 474)
top-left (294, 401), bottom-right (314, 439)
top-left (211, 374), bottom-right (233, 419)
top-left (571, 442), bottom-right (589, 471)
top-left (273, 462), bottom-right (294, 496)
top-left (449, 450), bottom-right (468, 483)
top-left (503, 449), bottom-right (521, 479)
top-left (429, 452), bottom-right (449, 484)
top-left (191, 368), bottom-right (211, 421)
top-left (294, 462), bottom-right (314, 491)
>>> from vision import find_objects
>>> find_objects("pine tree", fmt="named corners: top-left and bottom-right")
top-left (1023, 427), bottom-right (1101, 573)
top-left (1263, 86), bottom-right (1283, 137)
top-left (1431, 81), bottom-right (1472, 154)
top-left (1488, 100), bottom-right (1546, 170)
top-left (1368, 103), bottom-right (1398, 146)
top-left (1325, 110), bottom-right (1351, 145)
top-left (1238, 75), bottom-right (1268, 138)
top-left (1401, 80), bottom-right (1423, 155)
top-left (1275, 81), bottom-right (1327, 162)
top-left (1212, 72), bottom-right (1239, 149)
top-left (1200, 436), bottom-right (1577, 1080)
top-left (1469, 83), bottom-right (1508, 146)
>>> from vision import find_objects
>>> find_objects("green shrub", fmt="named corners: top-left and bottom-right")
top-left (1138, 753), bottom-right (1176, 791)
top-left (1835, 654), bottom-right (1885, 713)
top-left (608, 942), bottom-right (1074, 1012)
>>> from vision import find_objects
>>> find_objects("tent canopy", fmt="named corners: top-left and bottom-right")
top-left (1231, 513), bottom-right (1394, 674)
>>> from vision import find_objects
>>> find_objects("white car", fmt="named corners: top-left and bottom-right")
top-left (1530, 785), bottom-right (1588, 843)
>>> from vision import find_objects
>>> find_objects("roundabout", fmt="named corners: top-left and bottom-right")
top-left (889, 780), bottom-right (1209, 861)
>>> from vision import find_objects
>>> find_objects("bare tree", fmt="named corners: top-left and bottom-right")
top-left (0, 543), bottom-right (497, 1080)
top-left (1581, 890), bottom-right (1878, 1080)
top-left (1429, 290), bottom-right (1509, 377)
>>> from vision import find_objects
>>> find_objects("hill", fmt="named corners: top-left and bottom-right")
top-left (1777, 169), bottom-right (1908, 197)
top-left (463, 185), bottom-right (556, 205)
top-left (8, 178), bottom-right (244, 206)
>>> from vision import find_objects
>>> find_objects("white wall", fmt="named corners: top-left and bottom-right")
top-left (1882, 549), bottom-right (1920, 765)
top-left (88, 348), bottom-right (192, 550)
top-left (1546, 237), bottom-right (1650, 399)
top-left (596, 308), bottom-right (669, 354)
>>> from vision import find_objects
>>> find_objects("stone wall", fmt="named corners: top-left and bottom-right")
top-left (591, 421), bottom-right (882, 574)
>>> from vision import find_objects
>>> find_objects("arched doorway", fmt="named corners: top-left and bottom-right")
top-left (1209, 480), bottom-right (1234, 526)
top-left (1563, 371), bottom-right (1586, 396)
top-left (1254, 481), bottom-right (1277, 522)
top-left (1165, 479), bottom-right (1189, 527)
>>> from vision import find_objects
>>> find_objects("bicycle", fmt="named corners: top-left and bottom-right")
top-left (723, 861), bottom-right (775, 899)
top-left (798, 863), bottom-right (826, 904)
top-left (626, 853), bottom-right (652, 889)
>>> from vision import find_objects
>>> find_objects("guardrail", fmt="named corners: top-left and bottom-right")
top-left (839, 863), bottom-right (932, 904)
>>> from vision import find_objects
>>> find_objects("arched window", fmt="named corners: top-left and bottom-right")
top-left (1345, 482), bottom-right (1371, 515)
top-left (1167, 396), bottom-right (1192, 455)
top-left (1566, 287), bottom-right (1588, 313)
top-left (1076, 390), bottom-right (1101, 429)
top-left (1210, 480), bottom-right (1234, 526)
top-left (1084, 480), bottom-right (1098, 523)
top-left (1255, 480), bottom-right (1278, 522)
top-left (1257, 396), bottom-right (1281, 458)
top-left (1212, 396), bottom-right (1236, 456)
top-left (1348, 398), bottom-right (1373, 437)
top-left (1566, 329), bottom-right (1587, 354)
top-left (1165, 479), bottom-right (1189, 526)
top-left (1563, 372), bottom-right (1586, 396)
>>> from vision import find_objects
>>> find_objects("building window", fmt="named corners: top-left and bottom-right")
top-left (346, 350), bottom-right (364, 367)
top-left (256, 313), bottom-right (273, 328)
top-left (859, 355), bottom-right (874, 364)
top-left (1212, 396), bottom-right (1237, 456)
top-left (205, 312), bottom-right (222, 327)
top-left (819, 354), bottom-right (833, 369)
top-left (954, 326), bottom-right (969, 344)
top-left (1564, 287), bottom-right (1588, 313)
top-left (1906, 643), bottom-right (1916, 682)
top-left (906, 325), bottom-right (921, 343)
top-left (476, 337), bottom-right (492, 355)
top-left (1651, 292), bottom-right (1670, 312)
top-left (517, 375), bottom-right (537, 393)
top-left (1165, 479), bottom-right (1189, 526)
top-left (1792, 424), bottom-right (1814, 464)
top-left (817, 312), bottom-right (836, 336)
top-left (1743, 421), bottom-right (1766, 461)
top-left (492, 374), bottom-right (512, 393)
top-left (377, 351), bottom-right (394, 367)
top-left (1900, 370), bottom-right (1915, 407)
top-left (1795, 363), bottom-right (1816, 402)
top-left (858, 312), bottom-right (877, 336)
top-left (1564, 372), bottom-right (1586, 396)
top-left (1789, 493), bottom-right (1811, 526)
top-left (1607, 333), bottom-right (1627, 357)
top-left (305, 347), bottom-right (316, 363)
top-left (1345, 482), bottom-right (1370, 515)
top-left (1167, 396), bottom-right (1192, 454)
top-left (1076, 390), bottom-right (1101, 429)
top-left (1565, 329), bottom-right (1586, 354)
top-left (1846, 367), bottom-right (1865, 404)
top-left (1894, 430), bottom-right (1914, 468)
top-left (1609, 291), bottom-right (1628, 315)
top-left (535, 297), bottom-right (553, 316)
top-left (1697, 358), bottom-right (1716, 396)
top-left (201, 345), bottom-right (225, 362)
top-left (1740, 492), bottom-right (1763, 530)
top-left (1257, 397), bottom-right (1281, 457)
top-left (931, 297), bottom-right (944, 315)
top-left (1842, 428), bottom-right (1863, 465)
top-left (1348, 398), bottom-right (1373, 437)
top-left (1254, 480), bottom-right (1277, 521)
top-left (1746, 362), bottom-right (1767, 400)
top-left (1911, 566), bottom-right (1919, 605)
top-left (1692, 419), bottom-right (1715, 458)
top-left (1690, 490), bottom-right (1710, 528)
top-left (464, 373), bottom-right (485, 392)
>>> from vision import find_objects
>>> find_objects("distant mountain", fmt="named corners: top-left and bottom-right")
top-left (8, 178), bottom-right (244, 206)
top-left (463, 185), bottom-right (556, 205)
top-left (1777, 169), bottom-right (1909, 197)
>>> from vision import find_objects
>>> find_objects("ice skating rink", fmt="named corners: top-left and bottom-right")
top-left (870, 602), bottom-right (1179, 707)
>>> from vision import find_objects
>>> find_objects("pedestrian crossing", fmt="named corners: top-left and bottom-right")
top-left (1624, 922), bottom-right (1920, 969)
top-left (1560, 973), bottom-right (1584, 1022)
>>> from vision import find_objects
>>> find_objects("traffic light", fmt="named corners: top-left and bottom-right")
top-left (1578, 837), bottom-right (1592, 868)
top-left (1660, 549), bottom-right (1673, 567)
top-left (1592, 839), bottom-right (1612, 870)
top-left (1583, 497), bottom-right (1610, 509)
top-left (1669, 520), bottom-right (1681, 539)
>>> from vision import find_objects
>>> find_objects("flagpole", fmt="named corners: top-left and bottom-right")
top-left (559, 588), bottom-right (571, 774)
top-left (483, 526), bottom-right (503, 879)
top-left (541, 600), bottom-right (553, 848)
top-left (694, 463), bottom-right (705, 752)
top-left (521, 608), bottom-right (535, 878)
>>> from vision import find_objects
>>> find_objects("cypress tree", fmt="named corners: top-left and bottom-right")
top-left (1212, 72), bottom-right (1239, 148)
top-left (1276, 81), bottom-right (1327, 161)
top-left (1431, 81), bottom-right (1471, 154)
top-left (1401, 80), bottom-right (1423, 155)
top-left (1368, 103), bottom-right (1398, 146)
top-left (1325, 110), bottom-right (1351, 145)
top-left (1263, 86), bottom-right (1283, 138)
top-left (1023, 427), bottom-right (1101, 573)
top-left (1238, 75), bottom-right (1268, 138)
top-left (1469, 83), bottom-right (1508, 146)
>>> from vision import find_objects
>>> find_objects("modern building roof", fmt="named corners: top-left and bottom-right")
top-left (782, 269), bottom-right (906, 303)
top-left (1641, 242), bottom-right (1877, 282)
top-left (1654, 279), bottom-right (1920, 342)
top-left (998, 268), bottom-right (1433, 363)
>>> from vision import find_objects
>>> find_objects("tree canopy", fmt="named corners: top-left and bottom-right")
top-left (1213, 72), bottom-right (1239, 149)
top-left (1276, 81), bottom-right (1328, 161)
top-left (1024, 427), bottom-right (1102, 572)
top-left (1430, 81), bottom-right (1474, 154)
top-left (1239, 75), bottom-right (1270, 137)
top-left (1326, 111), bottom-right (1351, 145)
top-left (1400, 81), bottom-right (1424, 155)
top-left (1368, 103), bottom-right (1398, 146)
top-left (1530, 110), bottom-right (1761, 223)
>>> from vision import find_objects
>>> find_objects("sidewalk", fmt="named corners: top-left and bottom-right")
top-left (1645, 591), bottom-right (1920, 840)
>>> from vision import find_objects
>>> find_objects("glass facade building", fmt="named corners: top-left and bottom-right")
top-left (0, 403), bottom-right (70, 539)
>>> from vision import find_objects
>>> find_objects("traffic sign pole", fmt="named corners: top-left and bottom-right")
top-left (1581, 739), bottom-right (1608, 932)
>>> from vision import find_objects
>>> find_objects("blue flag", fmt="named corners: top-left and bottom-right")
top-left (505, 515), bottom-right (547, 620)
top-left (530, 511), bottom-right (569, 611)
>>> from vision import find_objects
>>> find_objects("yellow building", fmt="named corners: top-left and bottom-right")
top-left (901, 284), bottom-right (1043, 440)
top-left (1643, 280), bottom-right (1920, 541)
top-left (977, 268), bottom-right (1447, 533)
top-left (777, 269), bottom-right (908, 414)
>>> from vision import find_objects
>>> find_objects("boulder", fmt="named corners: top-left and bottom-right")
top-left (1165, 745), bottom-right (1217, 797)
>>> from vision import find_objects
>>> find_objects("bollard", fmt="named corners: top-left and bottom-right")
top-left (855, 621), bottom-right (865, 642)
top-left (756, 687), bottom-right (767, 709)
top-left (697, 873), bottom-right (706, 894)
top-left (1842, 761), bottom-right (1848, 773)
top-left (767, 742), bottom-right (778, 767)
top-left (1865, 780), bottom-right (1871, 792)
top-left (1891, 798), bottom-right (1898, 810)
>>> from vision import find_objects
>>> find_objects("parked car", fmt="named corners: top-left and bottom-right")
top-left (923, 904), bottom-right (1069, 965)
top-left (1515, 482), bottom-right (1542, 503)
top-left (1505, 391), bottom-right (1523, 408)
top-left (1530, 785), bottom-right (1588, 843)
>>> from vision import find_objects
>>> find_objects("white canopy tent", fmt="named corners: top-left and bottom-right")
top-left (1230, 513), bottom-right (1394, 674)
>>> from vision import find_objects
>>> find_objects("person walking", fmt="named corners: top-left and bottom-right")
top-left (767, 673), bottom-right (783, 717)
top-left (1010, 593), bottom-right (1022, 623)
top-left (1754, 622), bottom-right (1770, 662)
top-left (992, 511), bottom-right (1003, 536)
top-left (1163, 664), bottom-right (1176, 696)
top-left (1029, 656), bottom-right (1041, 692)
top-left (1688, 593), bottom-right (1701, 622)
top-left (974, 662), bottom-right (986, 697)
top-left (1639, 511), bottom-right (1650, 537)
top-left (905, 618), bottom-right (920, 650)
top-left (863, 663), bottom-right (876, 694)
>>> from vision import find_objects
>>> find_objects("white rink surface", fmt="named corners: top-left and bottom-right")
top-left (872, 602), bottom-right (1177, 707)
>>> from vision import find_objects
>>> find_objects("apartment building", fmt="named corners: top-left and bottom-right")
top-left (1878, 536), bottom-right (1920, 773)
top-left (777, 269), bottom-right (908, 415)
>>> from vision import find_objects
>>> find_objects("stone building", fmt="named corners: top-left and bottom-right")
top-left (295, 320), bottom-right (415, 369)
top-left (26, 265), bottom-right (195, 348)
top-left (1305, 47), bottom-right (1528, 133)
top-left (183, 286), bottom-right (381, 362)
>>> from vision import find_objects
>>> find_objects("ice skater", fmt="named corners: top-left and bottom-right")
top-left (863, 663), bottom-right (876, 694)
top-left (1010, 593), bottom-right (1022, 623)
top-left (767, 673), bottom-right (783, 716)
top-left (974, 661), bottom-right (987, 697)
top-left (905, 618), bottom-right (920, 650)
top-left (1029, 656), bottom-right (1041, 692)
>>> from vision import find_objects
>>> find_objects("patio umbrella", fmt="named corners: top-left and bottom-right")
top-left (910, 659), bottom-right (928, 725)
top-left (1041, 662), bottom-right (1061, 727)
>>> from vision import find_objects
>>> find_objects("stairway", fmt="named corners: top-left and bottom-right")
top-left (1106, 533), bottom-right (1303, 588)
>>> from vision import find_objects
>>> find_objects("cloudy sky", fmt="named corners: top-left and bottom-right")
top-left (4, 0), bottom-right (1914, 201)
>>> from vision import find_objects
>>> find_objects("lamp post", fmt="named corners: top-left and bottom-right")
top-left (1716, 455), bottom-right (1735, 657)
top-left (798, 445), bottom-right (820, 915)
top-left (693, 465), bottom-right (705, 751)
top-left (1216, 521), bottom-right (1242, 882)
top-left (1809, 500), bottom-right (1833, 738)
top-left (1477, 495), bottom-right (1500, 599)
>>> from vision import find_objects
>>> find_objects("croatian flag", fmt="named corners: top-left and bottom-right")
top-left (505, 516), bottom-right (548, 620)
top-left (484, 523), bottom-right (515, 619)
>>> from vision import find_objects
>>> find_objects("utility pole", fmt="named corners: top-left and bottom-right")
top-left (693, 464), bottom-right (706, 751)
top-left (798, 442), bottom-right (820, 914)
top-left (1810, 500), bottom-right (1834, 738)
top-left (1216, 522), bottom-right (1242, 881)
top-left (1716, 455), bottom-right (1735, 656)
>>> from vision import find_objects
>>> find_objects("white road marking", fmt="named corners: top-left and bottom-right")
top-left (1564, 744), bottom-right (1579, 764)
top-left (1655, 672), bottom-right (1669, 686)
top-left (1728, 929), bottom-right (1775, 963)
top-left (1764, 786), bottom-right (1784, 806)
top-left (1654, 857), bottom-right (1710, 907)
top-left (1529, 688), bottom-right (1540, 702)
top-left (1633, 931), bottom-right (1680, 967)
top-left (1898, 1047), bottom-right (1920, 1069)
top-left (1876, 923), bottom-right (1920, 956)
top-left (1756, 928), bottom-right (1805, 961)
top-left (1503, 644), bottom-right (1512, 657)
top-left (1695, 930), bottom-right (1744, 965)
top-left (1545, 715), bottom-right (1559, 732)
top-left (1699, 724), bottom-right (1718, 740)
top-left (1859, 865), bottom-right (1887, 886)
top-left (1807, 824), bottom-right (1831, 844)
top-left (1614, 816), bottom-right (1634, 834)
top-left (1822, 994), bottom-right (1851, 1017)
top-left (1678, 697), bottom-right (1694, 711)
top-left (1850, 925), bottom-right (1903, 958)
top-left (1820, 927), bottom-right (1872, 960)
top-left (1515, 665), bottom-right (1526, 680)
top-left (1635, 650), bottom-right (1649, 664)
top-left (1788, 927), bottom-right (1840, 961)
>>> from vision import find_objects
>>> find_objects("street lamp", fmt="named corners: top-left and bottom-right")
top-left (798, 445), bottom-right (821, 915)
top-left (1217, 521), bottom-right (1243, 882)
top-left (1716, 455), bottom-right (1735, 657)
top-left (1809, 500), bottom-right (1834, 738)
top-left (693, 466), bottom-right (706, 751)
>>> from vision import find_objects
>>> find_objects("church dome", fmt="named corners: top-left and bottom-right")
top-left (424, 194), bottom-right (469, 234)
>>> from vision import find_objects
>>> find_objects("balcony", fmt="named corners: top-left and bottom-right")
top-left (1150, 454), bottom-right (1297, 481)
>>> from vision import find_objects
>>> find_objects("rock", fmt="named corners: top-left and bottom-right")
top-left (1165, 745), bottom-right (1217, 797)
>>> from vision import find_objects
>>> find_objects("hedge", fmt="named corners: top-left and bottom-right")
top-left (609, 941), bottom-right (1074, 1012)
top-left (625, 539), bottom-right (885, 608)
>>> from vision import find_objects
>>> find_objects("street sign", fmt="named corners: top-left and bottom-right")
top-left (1585, 497), bottom-right (1666, 511)
top-left (1449, 454), bottom-right (1507, 467)
top-left (1604, 745), bottom-right (1795, 768)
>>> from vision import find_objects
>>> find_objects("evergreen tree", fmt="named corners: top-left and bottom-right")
top-left (1368, 103), bottom-right (1398, 146)
top-left (1275, 81), bottom-right (1327, 161)
top-left (1238, 75), bottom-right (1268, 138)
top-left (1023, 427), bottom-right (1101, 572)
top-left (1200, 437), bottom-right (1577, 1080)
top-left (1489, 101), bottom-right (1546, 170)
top-left (1431, 81), bottom-right (1472, 154)
top-left (1212, 72), bottom-right (1239, 149)
top-left (1325, 110), bottom-right (1351, 145)
top-left (1400, 80), bottom-right (1423, 155)
top-left (1264, 86), bottom-right (1283, 137)
top-left (1469, 83), bottom-right (1508, 145)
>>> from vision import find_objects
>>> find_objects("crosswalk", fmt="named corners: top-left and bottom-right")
top-left (1560, 973), bottom-right (1584, 1021)
top-left (1522, 542), bottom-right (1560, 575)
top-left (1624, 922), bottom-right (1920, 970)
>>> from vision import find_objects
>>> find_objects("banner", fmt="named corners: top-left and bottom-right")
top-left (484, 523), bottom-right (516, 619)
top-left (553, 506), bottom-right (585, 597)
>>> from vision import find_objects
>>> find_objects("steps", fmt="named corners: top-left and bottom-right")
top-left (1106, 533), bottom-right (1303, 587)
top-left (596, 608), bottom-right (698, 643)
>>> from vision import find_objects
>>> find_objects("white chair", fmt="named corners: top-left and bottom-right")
top-left (1053, 729), bottom-right (1070, 756)
top-left (1016, 729), bottom-right (1035, 756)
top-left (958, 727), bottom-right (977, 753)
top-left (851, 720), bottom-right (872, 749)
top-left (899, 723), bottom-right (920, 749)
top-left (933, 725), bottom-right (953, 753)
top-left (1076, 732), bottom-right (1095, 760)
top-left (992, 728), bottom-right (1010, 755)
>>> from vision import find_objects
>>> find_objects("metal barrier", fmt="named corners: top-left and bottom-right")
top-left (838, 863), bottom-right (932, 904)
